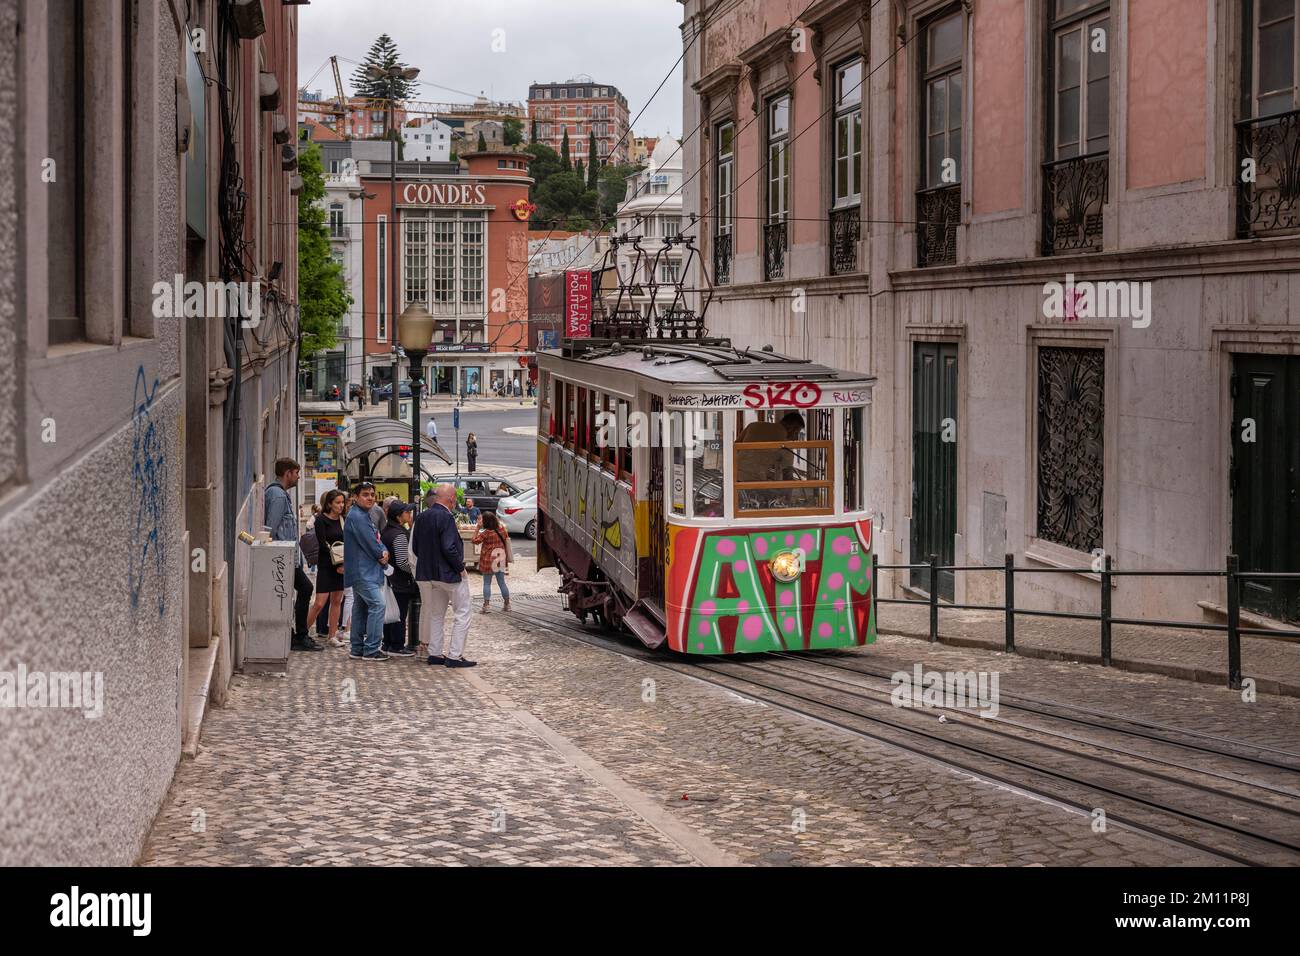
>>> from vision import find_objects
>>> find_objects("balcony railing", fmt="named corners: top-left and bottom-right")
top-left (1237, 109), bottom-right (1300, 238)
top-left (713, 231), bottom-right (732, 285)
top-left (916, 184), bottom-right (960, 267)
top-left (763, 219), bottom-right (787, 281)
top-left (830, 205), bottom-right (860, 274)
top-left (329, 225), bottom-right (350, 240)
top-left (1042, 152), bottom-right (1108, 255)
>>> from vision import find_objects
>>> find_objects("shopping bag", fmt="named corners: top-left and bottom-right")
top-left (383, 584), bottom-right (401, 624)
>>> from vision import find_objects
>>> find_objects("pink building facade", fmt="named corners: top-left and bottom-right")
top-left (681, 0), bottom-right (1300, 626)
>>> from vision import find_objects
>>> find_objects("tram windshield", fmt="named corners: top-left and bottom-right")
top-left (733, 407), bottom-right (834, 516)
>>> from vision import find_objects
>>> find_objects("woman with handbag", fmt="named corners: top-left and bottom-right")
top-left (305, 489), bottom-right (347, 647)
top-left (473, 512), bottom-right (512, 613)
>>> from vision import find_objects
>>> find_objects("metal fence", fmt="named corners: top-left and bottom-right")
top-left (870, 553), bottom-right (1300, 689)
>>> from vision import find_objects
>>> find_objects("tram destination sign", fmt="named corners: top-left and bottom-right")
top-left (667, 383), bottom-right (870, 409)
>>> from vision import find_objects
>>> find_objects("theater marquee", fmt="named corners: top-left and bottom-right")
top-left (400, 182), bottom-right (488, 206)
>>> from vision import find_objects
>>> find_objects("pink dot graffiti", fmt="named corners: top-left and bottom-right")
top-left (783, 617), bottom-right (796, 632)
top-left (734, 560), bottom-right (748, 574)
top-left (779, 590), bottom-right (793, 606)
top-left (737, 599), bottom-right (749, 613)
top-left (754, 537), bottom-right (768, 557)
top-left (800, 533), bottom-right (814, 553)
top-left (818, 622), bottom-right (832, 638)
top-left (742, 616), bottom-right (763, 640)
top-left (715, 539), bottom-right (736, 557)
top-left (832, 536), bottom-right (852, 555)
top-left (699, 600), bottom-right (716, 616)
top-left (828, 572), bottom-right (843, 590)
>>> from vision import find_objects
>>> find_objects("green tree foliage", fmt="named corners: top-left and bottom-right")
top-left (529, 118), bottom-right (538, 143)
top-left (525, 141), bottom-right (621, 232)
top-left (574, 159), bottom-right (584, 183)
top-left (350, 34), bottom-right (417, 101)
top-left (559, 129), bottom-right (571, 171)
top-left (505, 117), bottom-right (525, 147)
top-left (477, 130), bottom-right (488, 152)
top-left (587, 131), bottom-right (599, 188)
top-left (598, 162), bottom-right (643, 222)
top-left (296, 143), bottom-right (348, 360)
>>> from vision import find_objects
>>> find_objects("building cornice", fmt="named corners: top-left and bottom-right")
top-left (741, 27), bottom-right (799, 113)
top-left (888, 236), bottom-right (1300, 292)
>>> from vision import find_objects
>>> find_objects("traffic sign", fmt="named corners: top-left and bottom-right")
top-left (453, 407), bottom-right (460, 430)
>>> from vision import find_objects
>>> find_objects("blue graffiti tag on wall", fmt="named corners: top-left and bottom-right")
top-left (129, 365), bottom-right (167, 617)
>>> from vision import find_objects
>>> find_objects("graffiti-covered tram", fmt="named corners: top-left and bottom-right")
top-left (535, 336), bottom-right (875, 655)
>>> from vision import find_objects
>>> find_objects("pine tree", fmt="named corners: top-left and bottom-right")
top-left (575, 159), bottom-right (584, 182)
top-left (530, 118), bottom-right (538, 143)
top-left (587, 131), bottom-right (599, 188)
top-left (350, 34), bottom-right (417, 102)
top-left (477, 130), bottom-right (488, 152)
top-left (560, 129), bottom-right (571, 171)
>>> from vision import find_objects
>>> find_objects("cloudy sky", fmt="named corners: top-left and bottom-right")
top-left (298, 0), bottom-right (686, 140)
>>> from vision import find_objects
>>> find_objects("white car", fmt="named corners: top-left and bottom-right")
top-left (496, 487), bottom-right (538, 539)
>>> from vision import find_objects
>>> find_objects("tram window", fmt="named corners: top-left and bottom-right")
top-left (844, 407), bottom-right (864, 512)
top-left (734, 407), bottom-right (833, 516)
top-left (588, 389), bottom-right (599, 463)
top-left (565, 383), bottom-right (576, 447)
top-left (576, 387), bottom-right (589, 454)
top-left (690, 411), bottom-right (725, 518)
top-left (616, 398), bottom-right (632, 479)
top-left (600, 394), bottom-right (616, 474)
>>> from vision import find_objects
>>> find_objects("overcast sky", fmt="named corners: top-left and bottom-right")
top-left (298, 0), bottom-right (686, 140)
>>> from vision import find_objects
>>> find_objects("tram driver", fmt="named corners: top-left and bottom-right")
top-left (736, 411), bottom-right (807, 508)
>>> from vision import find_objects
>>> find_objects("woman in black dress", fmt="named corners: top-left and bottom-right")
top-left (305, 489), bottom-right (347, 647)
top-left (466, 432), bottom-right (478, 472)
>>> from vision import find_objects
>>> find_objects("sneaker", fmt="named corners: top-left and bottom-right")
top-left (349, 651), bottom-right (364, 660)
top-left (328, 636), bottom-right (347, 648)
top-left (480, 603), bottom-right (490, 614)
top-left (291, 637), bottom-right (325, 652)
top-left (388, 647), bottom-right (416, 657)
top-left (426, 655), bottom-right (445, 666)
top-left (362, 651), bottom-right (390, 662)
top-left (444, 657), bottom-right (477, 669)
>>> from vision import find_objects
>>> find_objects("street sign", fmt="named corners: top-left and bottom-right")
top-left (453, 407), bottom-right (460, 430)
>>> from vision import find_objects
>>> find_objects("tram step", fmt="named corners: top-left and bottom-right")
top-left (624, 601), bottom-right (667, 649)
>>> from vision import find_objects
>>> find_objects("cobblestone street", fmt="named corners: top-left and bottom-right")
top-left (140, 565), bottom-right (1300, 867)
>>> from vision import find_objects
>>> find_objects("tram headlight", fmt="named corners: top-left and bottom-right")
top-left (770, 550), bottom-right (803, 583)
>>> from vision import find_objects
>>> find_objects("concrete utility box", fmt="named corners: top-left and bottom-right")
top-left (245, 539), bottom-right (295, 673)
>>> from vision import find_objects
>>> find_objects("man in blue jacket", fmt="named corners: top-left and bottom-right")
top-left (411, 482), bottom-right (475, 667)
top-left (344, 481), bottom-right (390, 661)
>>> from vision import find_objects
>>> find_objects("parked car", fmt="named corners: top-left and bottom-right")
top-left (496, 487), bottom-right (538, 539)
top-left (374, 381), bottom-right (414, 401)
top-left (432, 473), bottom-right (526, 516)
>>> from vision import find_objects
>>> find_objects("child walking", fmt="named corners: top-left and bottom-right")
top-left (473, 512), bottom-right (512, 612)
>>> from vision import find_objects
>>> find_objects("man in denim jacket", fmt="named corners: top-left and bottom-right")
top-left (265, 458), bottom-right (321, 652)
top-left (344, 481), bottom-right (391, 661)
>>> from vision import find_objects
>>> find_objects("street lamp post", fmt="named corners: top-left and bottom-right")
top-left (397, 302), bottom-right (434, 505)
top-left (366, 62), bottom-right (420, 423)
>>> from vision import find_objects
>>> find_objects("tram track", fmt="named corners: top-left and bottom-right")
top-left (507, 605), bottom-right (1300, 866)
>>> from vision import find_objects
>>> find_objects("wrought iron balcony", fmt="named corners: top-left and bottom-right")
top-left (1042, 152), bottom-right (1108, 255)
top-left (763, 220), bottom-right (787, 281)
top-left (713, 231), bottom-right (732, 285)
top-left (916, 185), bottom-right (960, 267)
top-left (830, 206), bottom-right (860, 274)
top-left (1237, 109), bottom-right (1300, 238)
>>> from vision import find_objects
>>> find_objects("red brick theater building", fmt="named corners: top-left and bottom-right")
top-left (359, 151), bottom-right (533, 395)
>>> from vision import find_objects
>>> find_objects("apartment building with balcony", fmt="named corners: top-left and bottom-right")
top-left (682, 0), bottom-right (1300, 627)
top-left (528, 76), bottom-right (632, 165)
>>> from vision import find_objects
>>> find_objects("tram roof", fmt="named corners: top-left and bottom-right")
top-left (544, 338), bottom-right (876, 388)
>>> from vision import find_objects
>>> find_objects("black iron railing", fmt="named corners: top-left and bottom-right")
top-left (763, 220), bottom-right (787, 280)
top-left (916, 184), bottom-right (960, 266)
top-left (870, 553), bottom-right (1300, 689)
top-left (1042, 151), bottom-right (1108, 255)
top-left (830, 206), bottom-right (860, 274)
top-left (1237, 109), bottom-right (1300, 238)
top-left (713, 231), bottom-right (732, 285)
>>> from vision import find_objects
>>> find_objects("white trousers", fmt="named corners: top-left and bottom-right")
top-left (418, 577), bottom-right (472, 660)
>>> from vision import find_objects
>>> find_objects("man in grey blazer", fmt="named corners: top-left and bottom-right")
top-left (411, 483), bottom-right (475, 668)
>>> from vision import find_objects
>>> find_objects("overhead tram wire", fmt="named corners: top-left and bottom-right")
top-left (485, 0), bottom-right (896, 349)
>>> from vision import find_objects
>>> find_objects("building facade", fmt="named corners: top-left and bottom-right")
top-left (3, 0), bottom-right (301, 864)
top-left (682, 0), bottom-right (1300, 626)
top-left (528, 76), bottom-right (631, 164)
top-left (614, 138), bottom-right (686, 321)
top-left (357, 151), bottom-right (533, 397)
top-left (402, 118), bottom-right (454, 163)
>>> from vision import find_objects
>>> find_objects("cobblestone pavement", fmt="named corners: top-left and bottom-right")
top-left (139, 562), bottom-right (1300, 867)
top-left (874, 603), bottom-right (1300, 697)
